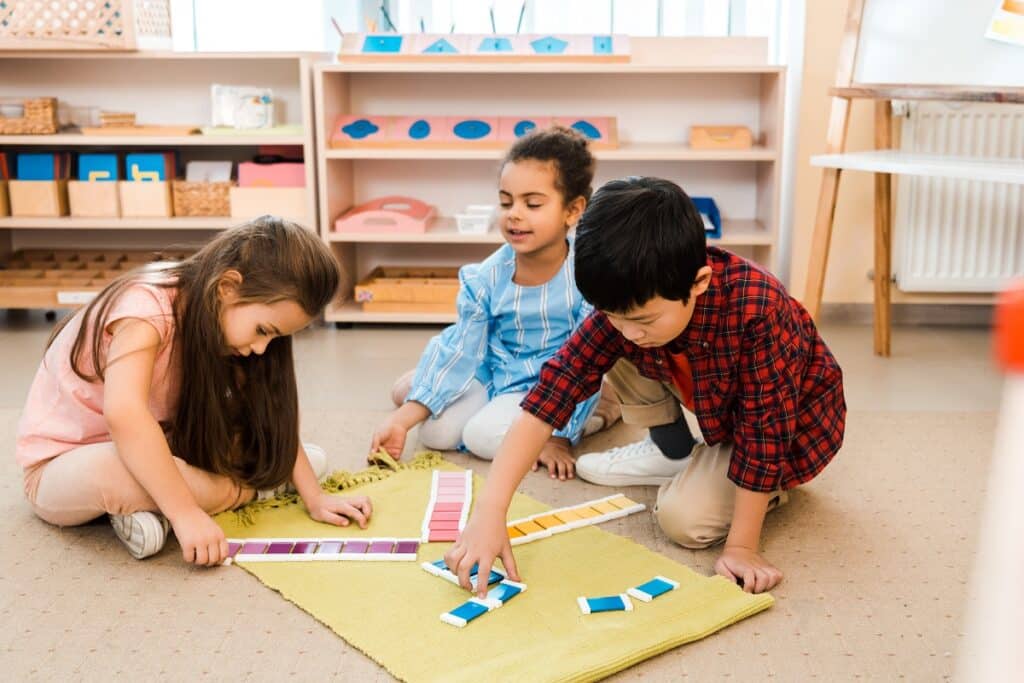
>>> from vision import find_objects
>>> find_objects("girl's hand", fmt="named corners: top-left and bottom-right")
top-left (444, 506), bottom-right (521, 598)
top-left (168, 506), bottom-right (228, 566)
top-left (532, 437), bottom-right (575, 480)
top-left (370, 419), bottom-right (408, 461)
top-left (308, 493), bottom-right (373, 529)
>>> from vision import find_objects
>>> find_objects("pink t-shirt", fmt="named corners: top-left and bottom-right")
top-left (16, 283), bottom-right (181, 469)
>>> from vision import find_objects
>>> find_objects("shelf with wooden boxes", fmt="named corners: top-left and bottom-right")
top-left (0, 52), bottom-right (322, 310)
top-left (314, 37), bottom-right (785, 324)
top-left (0, 248), bottom-right (191, 309)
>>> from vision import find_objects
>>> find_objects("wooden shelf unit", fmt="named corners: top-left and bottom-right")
top-left (0, 134), bottom-right (308, 147)
top-left (328, 216), bottom-right (772, 246)
top-left (324, 143), bottom-right (778, 162)
top-left (314, 38), bottom-right (786, 324)
top-left (0, 52), bottom-right (321, 309)
top-left (0, 216), bottom-right (241, 230)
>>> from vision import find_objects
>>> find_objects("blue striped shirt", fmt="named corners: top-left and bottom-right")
top-left (407, 242), bottom-right (598, 443)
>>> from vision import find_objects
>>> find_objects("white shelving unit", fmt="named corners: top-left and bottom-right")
top-left (0, 52), bottom-right (321, 307)
top-left (313, 37), bottom-right (785, 324)
top-left (811, 150), bottom-right (1024, 185)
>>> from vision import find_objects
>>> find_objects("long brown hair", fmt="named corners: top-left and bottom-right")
top-left (48, 216), bottom-right (340, 489)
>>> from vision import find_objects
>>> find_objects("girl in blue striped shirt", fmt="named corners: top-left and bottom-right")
top-left (371, 127), bottom-right (618, 479)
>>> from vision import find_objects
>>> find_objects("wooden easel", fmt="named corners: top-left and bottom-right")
top-left (802, 0), bottom-right (1024, 357)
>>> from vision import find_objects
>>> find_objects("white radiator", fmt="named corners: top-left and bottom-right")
top-left (894, 102), bottom-right (1024, 293)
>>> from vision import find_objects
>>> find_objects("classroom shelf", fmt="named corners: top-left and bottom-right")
top-left (0, 134), bottom-right (307, 147)
top-left (325, 143), bottom-right (778, 162)
top-left (314, 37), bottom-right (785, 324)
top-left (329, 217), bottom-right (503, 244)
top-left (326, 217), bottom-right (772, 246)
top-left (0, 216), bottom-right (237, 230)
top-left (811, 150), bottom-right (1024, 185)
top-left (322, 63), bottom-right (784, 75)
top-left (326, 300), bottom-right (457, 324)
top-left (321, 38), bottom-right (781, 76)
top-left (0, 52), bottom-right (321, 310)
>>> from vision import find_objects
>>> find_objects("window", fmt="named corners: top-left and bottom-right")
top-left (175, 1), bottom-right (781, 53)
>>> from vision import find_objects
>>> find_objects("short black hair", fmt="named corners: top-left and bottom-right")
top-left (575, 176), bottom-right (707, 312)
top-left (502, 125), bottom-right (595, 203)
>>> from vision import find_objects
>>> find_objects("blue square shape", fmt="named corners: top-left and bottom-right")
top-left (78, 153), bottom-right (119, 182)
top-left (125, 153), bottom-right (169, 181)
top-left (17, 153), bottom-right (55, 181)
top-left (362, 35), bottom-right (402, 53)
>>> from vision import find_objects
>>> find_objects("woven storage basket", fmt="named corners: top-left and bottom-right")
top-left (0, 98), bottom-right (58, 135)
top-left (172, 180), bottom-right (233, 217)
top-left (0, 0), bottom-right (173, 51)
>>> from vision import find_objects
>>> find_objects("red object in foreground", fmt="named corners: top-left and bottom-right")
top-left (995, 280), bottom-right (1024, 373)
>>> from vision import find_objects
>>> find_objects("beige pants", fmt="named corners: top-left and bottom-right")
top-left (606, 358), bottom-right (783, 549)
top-left (23, 441), bottom-right (253, 527)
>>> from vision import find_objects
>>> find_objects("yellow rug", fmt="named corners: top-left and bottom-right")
top-left (215, 453), bottom-right (773, 682)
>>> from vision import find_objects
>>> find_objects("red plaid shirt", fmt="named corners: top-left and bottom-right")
top-left (522, 247), bottom-right (846, 492)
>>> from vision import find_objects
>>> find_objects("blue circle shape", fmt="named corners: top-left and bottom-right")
top-left (409, 119), bottom-right (431, 140)
top-left (570, 120), bottom-right (601, 140)
top-left (453, 119), bottom-right (492, 140)
top-left (513, 120), bottom-right (537, 137)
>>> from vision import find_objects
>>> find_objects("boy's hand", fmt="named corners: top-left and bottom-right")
top-left (370, 419), bottom-right (408, 461)
top-left (531, 436), bottom-right (574, 480)
top-left (307, 493), bottom-right (373, 529)
top-left (444, 507), bottom-right (521, 598)
top-left (714, 545), bottom-right (783, 594)
top-left (169, 505), bottom-right (228, 566)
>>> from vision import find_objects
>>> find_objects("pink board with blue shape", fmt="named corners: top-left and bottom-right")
top-left (498, 117), bottom-right (552, 142)
top-left (331, 115), bottom-right (617, 149)
top-left (392, 116), bottom-right (454, 143)
top-left (332, 115), bottom-right (392, 145)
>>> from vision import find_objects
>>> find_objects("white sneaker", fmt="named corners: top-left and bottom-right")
top-left (257, 442), bottom-right (328, 501)
top-left (109, 510), bottom-right (170, 560)
top-left (575, 437), bottom-right (689, 487)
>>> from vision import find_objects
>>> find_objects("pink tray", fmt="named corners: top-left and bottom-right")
top-left (334, 196), bottom-right (436, 234)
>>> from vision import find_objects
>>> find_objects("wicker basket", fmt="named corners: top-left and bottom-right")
top-left (0, 0), bottom-right (173, 51)
top-left (172, 180), bottom-right (233, 217)
top-left (0, 98), bottom-right (58, 135)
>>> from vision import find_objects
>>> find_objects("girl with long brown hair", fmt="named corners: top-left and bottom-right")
top-left (16, 216), bottom-right (372, 564)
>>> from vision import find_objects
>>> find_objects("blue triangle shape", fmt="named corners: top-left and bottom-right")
top-left (424, 38), bottom-right (458, 54)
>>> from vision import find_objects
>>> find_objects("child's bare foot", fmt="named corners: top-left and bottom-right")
top-left (390, 369), bottom-right (416, 407)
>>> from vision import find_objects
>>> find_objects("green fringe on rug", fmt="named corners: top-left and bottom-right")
top-left (232, 449), bottom-right (445, 525)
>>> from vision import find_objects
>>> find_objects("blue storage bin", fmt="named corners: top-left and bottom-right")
top-left (691, 196), bottom-right (721, 239)
top-left (78, 153), bottom-right (119, 182)
top-left (17, 153), bottom-right (57, 181)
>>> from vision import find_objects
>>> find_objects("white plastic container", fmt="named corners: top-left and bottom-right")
top-left (455, 204), bottom-right (496, 234)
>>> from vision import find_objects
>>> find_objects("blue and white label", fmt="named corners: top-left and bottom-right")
top-left (627, 576), bottom-right (680, 602)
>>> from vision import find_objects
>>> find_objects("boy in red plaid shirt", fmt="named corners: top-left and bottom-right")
top-left (446, 177), bottom-right (845, 595)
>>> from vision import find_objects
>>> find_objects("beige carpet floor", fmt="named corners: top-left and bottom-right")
top-left (0, 319), bottom-right (1001, 681)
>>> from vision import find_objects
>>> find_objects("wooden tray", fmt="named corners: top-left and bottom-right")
top-left (80, 125), bottom-right (201, 137)
top-left (354, 266), bottom-right (459, 314)
top-left (0, 249), bottom-right (190, 309)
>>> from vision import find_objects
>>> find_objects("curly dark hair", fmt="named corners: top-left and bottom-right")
top-left (502, 125), bottom-right (595, 203)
